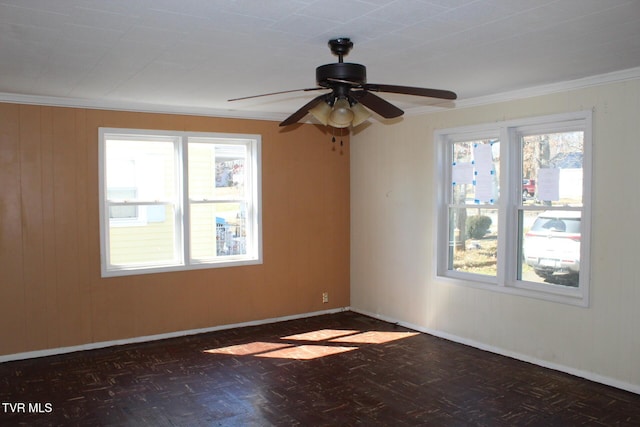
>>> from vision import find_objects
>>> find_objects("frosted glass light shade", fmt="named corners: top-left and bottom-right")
top-left (350, 102), bottom-right (371, 127)
top-left (309, 101), bottom-right (332, 125)
top-left (328, 98), bottom-right (354, 128)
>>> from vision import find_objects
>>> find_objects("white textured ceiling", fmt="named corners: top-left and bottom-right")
top-left (1, 0), bottom-right (640, 122)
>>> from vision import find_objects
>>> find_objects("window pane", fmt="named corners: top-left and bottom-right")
top-left (105, 137), bottom-right (178, 267)
top-left (101, 130), bottom-right (261, 276)
top-left (109, 204), bottom-right (178, 266)
top-left (105, 139), bottom-right (176, 202)
top-left (451, 139), bottom-right (500, 205)
top-left (448, 207), bottom-right (498, 277)
top-left (190, 202), bottom-right (248, 259)
top-left (521, 132), bottom-right (583, 207)
top-left (519, 210), bottom-right (580, 287)
top-left (189, 143), bottom-right (246, 200)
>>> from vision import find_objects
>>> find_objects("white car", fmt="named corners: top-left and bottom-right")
top-left (523, 211), bottom-right (580, 285)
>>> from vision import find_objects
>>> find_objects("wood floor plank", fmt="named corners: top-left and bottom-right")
top-left (1, 312), bottom-right (639, 426)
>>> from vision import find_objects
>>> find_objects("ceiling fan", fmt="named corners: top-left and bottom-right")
top-left (229, 38), bottom-right (457, 129)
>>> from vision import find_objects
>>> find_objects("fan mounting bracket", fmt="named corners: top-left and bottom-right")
top-left (328, 38), bottom-right (353, 61)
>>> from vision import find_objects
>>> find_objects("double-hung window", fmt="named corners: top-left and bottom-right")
top-left (99, 128), bottom-right (262, 277)
top-left (436, 111), bottom-right (591, 305)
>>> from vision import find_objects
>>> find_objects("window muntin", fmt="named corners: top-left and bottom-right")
top-left (99, 129), bottom-right (261, 277)
top-left (436, 112), bottom-right (591, 305)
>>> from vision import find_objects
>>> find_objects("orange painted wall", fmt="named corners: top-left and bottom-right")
top-left (0, 102), bottom-right (350, 356)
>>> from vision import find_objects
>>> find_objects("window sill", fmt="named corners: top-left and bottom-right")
top-left (435, 274), bottom-right (588, 307)
top-left (101, 257), bottom-right (262, 278)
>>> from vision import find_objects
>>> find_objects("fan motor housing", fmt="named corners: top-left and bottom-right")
top-left (316, 63), bottom-right (366, 88)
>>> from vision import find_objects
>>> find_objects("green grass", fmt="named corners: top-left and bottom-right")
top-left (453, 234), bottom-right (538, 279)
top-left (453, 235), bottom-right (497, 275)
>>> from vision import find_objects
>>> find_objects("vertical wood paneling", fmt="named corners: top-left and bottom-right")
top-left (51, 108), bottom-right (85, 347)
top-left (84, 110), bottom-right (101, 280)
top-left (73, 108), bottom-right (93, 343)
top-left (40, 106), bottom-right (60, 348)
top-left (0, 104), bottom-right (25, 354)
top-left (0, 103), bottom-right (350, 356)
top-left (18, 105), bottom-right (49, 350)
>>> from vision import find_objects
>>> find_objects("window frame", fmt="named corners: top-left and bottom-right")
top-left (99, 128), bottom-right (262, 278)
top-left (435, 111), bottom-right (592, 306)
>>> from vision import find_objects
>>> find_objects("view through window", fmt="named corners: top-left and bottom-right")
top-left (436, 111), bottom-right (591, 305)
top-left (99, 129), bottom-right (262, 277)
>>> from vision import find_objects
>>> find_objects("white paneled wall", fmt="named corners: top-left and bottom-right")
top-left (350, 79), bottom-right (640, 394)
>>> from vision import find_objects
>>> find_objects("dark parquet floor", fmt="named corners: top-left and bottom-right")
top-left (1, 311), bottom-right (639, 426)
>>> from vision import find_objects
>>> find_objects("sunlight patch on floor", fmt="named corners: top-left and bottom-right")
top-left (255, 344), bottom-right (357, 360)
top-left (203, 328), bottom-right (419, 360)
top-left (204, 341), bottom-right (291, 356)
top-left (330, 331), bottom-right (419, 344)
top-left (281, 329), bottom-right (360, 342)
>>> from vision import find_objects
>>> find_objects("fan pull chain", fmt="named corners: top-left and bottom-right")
top-left (331, 128), bottom-right (336, 150)
top-left (329, 127), bottom-right (347, 152)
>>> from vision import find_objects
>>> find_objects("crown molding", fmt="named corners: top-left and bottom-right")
top-left (407, 66), bottom-right (640, 117)
top-left (0, 92), bottom-right (286, 122)
top-left (2, 67), bottom-right (639, 122)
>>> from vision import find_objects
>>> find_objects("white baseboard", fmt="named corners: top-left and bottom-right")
top-left (350, 307), bottom-right (640, 396)
top-left (0, 307), bottom-right (349, 364)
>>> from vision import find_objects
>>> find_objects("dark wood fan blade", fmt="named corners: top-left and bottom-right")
top-left (279, 95), bottom-right (327, 127)
top-left (229, 87), bottom-right (326, 102)
top-left (364, 83), bottom-right (457, 100)
top-left (351, 90), bottom-right (404, 119)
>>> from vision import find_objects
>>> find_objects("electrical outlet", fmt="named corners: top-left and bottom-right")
top-left (322, 292), bottom-right (329, 303)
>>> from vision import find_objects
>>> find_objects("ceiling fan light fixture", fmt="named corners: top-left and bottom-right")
top-left (309, 100), bottom-right (332, 125)
top-left (350, 101), bottom-right (371, 127)
top-left (328, 98), bottom-right (354, 128)
top-left (241, 39), bottom-right (457, 128)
